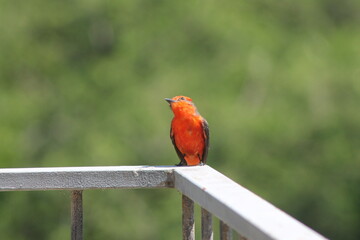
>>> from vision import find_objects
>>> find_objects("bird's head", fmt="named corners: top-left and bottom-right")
top-left (165, 96), bottom-right (198, 116)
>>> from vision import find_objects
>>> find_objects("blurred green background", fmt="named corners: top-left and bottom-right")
top-left (1, 0), bottom-right (359, 239)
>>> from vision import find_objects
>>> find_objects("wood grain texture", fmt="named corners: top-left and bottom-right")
top-left (71, 190), bottom-right (83, 240)
top-left (220, 221), bottom-right (232, 240)
top-left (182, 194), bottom-right (195, 240)
top-left (201, 208), bottom-right (213, 240)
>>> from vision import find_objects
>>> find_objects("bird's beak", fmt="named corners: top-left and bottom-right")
top-left (165, 98), bottom-right (176, 104)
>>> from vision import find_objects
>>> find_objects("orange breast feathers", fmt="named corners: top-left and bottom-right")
top-left (171, 116), bottom-right (206, 165)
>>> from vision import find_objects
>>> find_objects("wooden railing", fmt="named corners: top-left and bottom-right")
top-left (0, 165), bottom-right (328, 240)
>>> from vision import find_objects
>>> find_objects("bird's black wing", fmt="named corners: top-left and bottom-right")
top-left (170, 127), bottom-right (187, 166)
top-left (201, 119), bottom-right (210, 164)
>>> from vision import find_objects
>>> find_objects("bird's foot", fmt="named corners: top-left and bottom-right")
top-left (176, 161), bottom-right (187, 166)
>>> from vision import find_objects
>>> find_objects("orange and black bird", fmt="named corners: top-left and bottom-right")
top-left (165, 96), bottom-right (209, 166)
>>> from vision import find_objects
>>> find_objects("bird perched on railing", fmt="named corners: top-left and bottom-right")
top-left (165, 96), bottom-right (209, 166)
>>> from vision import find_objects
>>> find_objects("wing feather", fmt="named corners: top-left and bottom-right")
top-left (170, 127), bottom-right (187, 165)
top-left (201, 119), bottom-right (210, 164)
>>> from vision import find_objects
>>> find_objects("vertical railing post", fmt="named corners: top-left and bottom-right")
top-left (71, 190), bottom-right (83, 240)
top-left (201, 208), bottom-right (213, 240)
top-left (182, 194), bottom-right (195, 240)
top-left (220, 220), bottom-right (232, 240)
top-left (238, 234), bottom-right (248, 240)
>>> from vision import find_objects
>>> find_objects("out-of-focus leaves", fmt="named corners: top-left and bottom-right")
top-left (0, 0), bottom-right (359, 239)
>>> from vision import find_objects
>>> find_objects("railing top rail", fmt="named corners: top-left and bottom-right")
top-left (0, 165), bottom-right (174, 191)
top-left (0, 165), bottom-right (328, 240)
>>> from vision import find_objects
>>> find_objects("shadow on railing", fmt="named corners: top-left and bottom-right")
top-left (0, 165), bottom-right (328, 240)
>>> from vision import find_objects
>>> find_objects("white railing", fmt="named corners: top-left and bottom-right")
top-left (0, 165), bottom-right (328, 240)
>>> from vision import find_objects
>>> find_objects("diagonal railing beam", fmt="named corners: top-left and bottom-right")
top-left (174, 166), bottom-right (328, 240)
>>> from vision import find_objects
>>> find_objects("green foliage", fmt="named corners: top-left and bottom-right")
top-left (1, 0), bottom-right (359, 239)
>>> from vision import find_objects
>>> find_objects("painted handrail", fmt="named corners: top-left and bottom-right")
top-left (0, 165), bottom-right (328, 240)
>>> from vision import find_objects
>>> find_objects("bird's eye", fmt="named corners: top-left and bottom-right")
top-left (179, 97), bottom-right (185, 100)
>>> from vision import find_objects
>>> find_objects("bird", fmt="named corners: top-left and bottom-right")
top-left (165, 96), bottom-right (209, 166)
